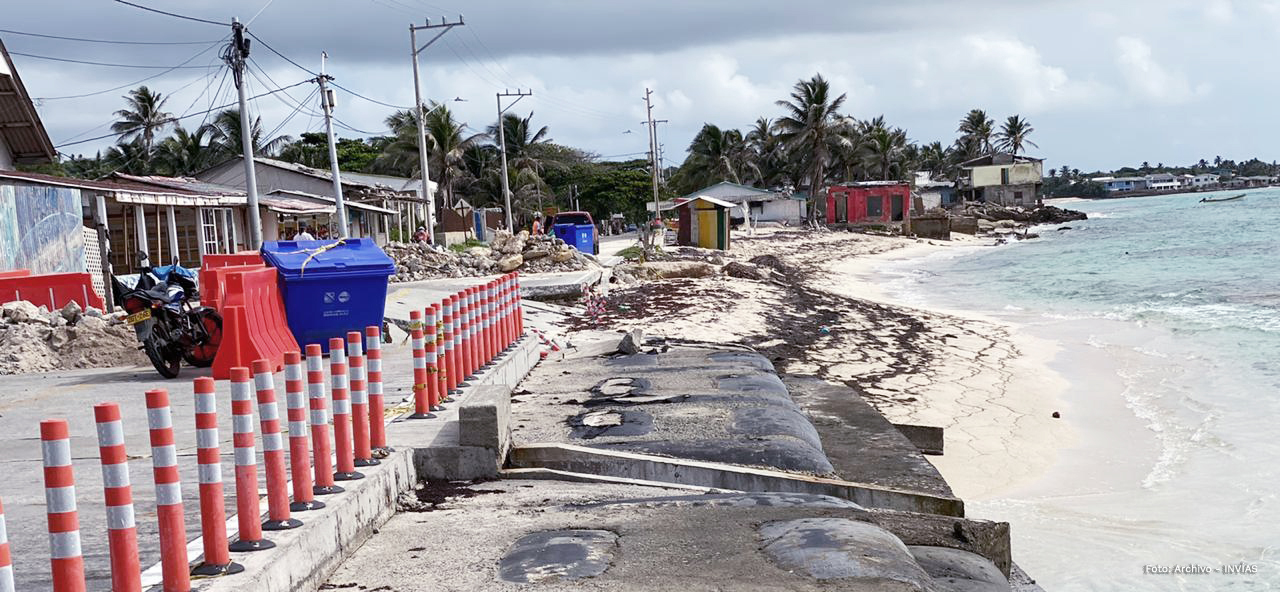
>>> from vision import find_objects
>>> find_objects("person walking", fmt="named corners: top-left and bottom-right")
top-left (295, 224), bottom-right (315, 241)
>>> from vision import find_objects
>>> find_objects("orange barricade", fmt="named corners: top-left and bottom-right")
top-left (199, 264), bottom-right (265, 312)
top-left (199, 252), bottom-right (263, 310)
top-left (0, 271), bottom-right (106, 310)
top-left (211, 266), bottom-right (299, 379)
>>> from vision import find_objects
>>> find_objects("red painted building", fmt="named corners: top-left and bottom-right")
top-left (826, 182), bottom-right (911, 226)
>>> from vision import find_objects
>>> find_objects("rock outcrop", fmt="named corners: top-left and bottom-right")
top-left (383, 230), bottom-right (599, 282)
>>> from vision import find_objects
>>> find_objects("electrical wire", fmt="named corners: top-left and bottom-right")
top-left (113, 0), bottom-right (229, 27)
top-left (246, 30), bottom-right (412, 112)
top-left (54, 78), bottom-right (315, 148)
top-left (9, 51), bottom-right (212, 69)
top-left (331, 83), bottom-right (411, 110)
top-left (0, 28), bottom-right (220, 45)
top-left (245, 31), bottom-right (317, 76)
top-left (31, 37), bottom-right (228, 101)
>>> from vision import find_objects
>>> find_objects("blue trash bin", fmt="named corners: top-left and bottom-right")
top-left (259, 238), bottom-right (395, 351)
top-left (552, 223), bottom-right (595, 254)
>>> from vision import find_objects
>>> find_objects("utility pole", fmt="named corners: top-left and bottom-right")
top-left (644, 88), bottom-right (660, 222)
top-left (497, 89), bottom-right (532, 231)
top-left (409, 16), bottom-right (464, 242)
top-left (227, 17), bottom-right (263, 249)
top-left (317, 53), bottom-right (348, 238)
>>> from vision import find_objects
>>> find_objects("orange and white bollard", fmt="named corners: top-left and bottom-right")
top-left (452, 292), bottom-right (466, 392)
top-left (93, 402), bottom-right (141, 591)
top-left (458, 288), bottom-right (474, 385)
top-left (409, 310), bottom-right (433, 419)
top-left (346, 332), bottom-right (377, 467)
top-left (229, 368), bottom-right (274, 552)
top-left (306, 344), bottom-right (343, 495)
top-left (515, 271), bottom-right (525, 335)
top-left (0, 495), bottom-right (13, 592)
top-left (425, 305), bottom-right (442, 411)
top-left (145, 389), bottom-right (190, 592)
top-left (253, 360), bottom-right (302, 531)
top-left (284, 352), bottom-right (323, 512)
top-left (484, 280), bottom-right (498, 365)
top-left (330, 338), bottom-right (363, 481)
top-left (191, 378), bottom-right (243, 576)
top-left (442, 296), bottom-right (458, 398)
top-left (499, 274), bottom-right (512, 350)
top-left (365, 326), bottom-right (389, 452)
top-left (40, 419), bottom-right (84, 592)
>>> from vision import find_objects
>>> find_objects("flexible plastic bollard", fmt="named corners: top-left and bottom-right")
top-left (228, 368), bottom-right (274, 552)
top-left (498, 274), bottom-right (511, 350)
top-left (451, 293), bottom-right (465, 393)
top-left (433, 302), bottom-right (448, 405)
top-left (465, 286), bottom-right (480, 377)
top-left (365, 326), bottom-right (389, 452)
top-left (283, 352), bottom-right (324, 511)
top-left (346, 333), bottom-right (377, 467)
top-left (144, 389), bottom-right (190, 592)
top-left (458, 289), bottom-right (474, 386)
top-left (484, 280), bottom-right (498, 365)
top-left (408, 310), bottom-right (433, 419)
top-left (191, 378), bottom-right (243, 576)
top-left (305, 344), bottom-right (343, 495)
top-left (330, 338), bottom-right (363, 481)
top-left (93, 403), bottom-right (141, 592)
top-left (252, 360), bottom-right (303, 531)
top-left (41, 419), bottom-right (86, 592)
top-left (425, 305), bottom-right (442, 411)
top-left (0, 496), bottom-right (13, 592)
top-left (441, 296), bottom-right (457, 398)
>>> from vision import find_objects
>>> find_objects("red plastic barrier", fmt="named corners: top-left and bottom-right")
top-left (211, 266), bottom-right (299, 379)
top-left (198, 263), bottom-right (265, 312)
top-left (0, 269), bottom-right (31, 280)
top-left (199, 252), bottom-right (262, 310)
top-left (0, 272), bottom-right (105, 311)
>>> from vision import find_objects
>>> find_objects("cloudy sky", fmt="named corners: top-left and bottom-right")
top-left (4, 0), bottom-right (1275, 173)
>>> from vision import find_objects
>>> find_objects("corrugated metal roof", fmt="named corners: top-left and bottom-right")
top-left (0, 170), bottom-right (245, 206)
top-left (268, 189), bottom-right (397, 215)
top-left (0, 39), bottom-right (56, 165)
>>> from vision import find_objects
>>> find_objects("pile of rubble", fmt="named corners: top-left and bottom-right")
top-left (958, 202), bottom-right (1088, 224)
top-left (0, 300), bottom-right (148, 375)
top-left (384, 230), bottom-right (598, 282)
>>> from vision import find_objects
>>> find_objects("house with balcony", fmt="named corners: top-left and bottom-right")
top-left (955, 153), bottom-right (1043, 207)
top-left (1103, 177), bottom-right (1148, 193)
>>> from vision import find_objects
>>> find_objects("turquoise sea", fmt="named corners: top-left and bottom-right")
top-left (879, 190), bottom-right (1280, 590)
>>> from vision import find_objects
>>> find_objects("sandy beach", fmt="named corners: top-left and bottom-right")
top-left (581, 227), bottom-right (1077, 501)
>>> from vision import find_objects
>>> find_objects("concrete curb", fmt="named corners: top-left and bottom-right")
top-left (190, 450), bottom-right (416, 592)
top-left (509, 442), bottom-right (965, 517)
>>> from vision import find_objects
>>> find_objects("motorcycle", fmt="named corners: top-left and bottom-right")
top-left (112, 254), bottom-right (223, 378)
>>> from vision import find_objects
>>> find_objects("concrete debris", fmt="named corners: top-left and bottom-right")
top-left (384, 230), bottom-right (599, 283)
top-left (0, 300), bottom-right (147, 375)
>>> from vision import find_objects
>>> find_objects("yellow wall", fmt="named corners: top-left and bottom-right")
top-left (970, 162), bottom-right (1043, 187)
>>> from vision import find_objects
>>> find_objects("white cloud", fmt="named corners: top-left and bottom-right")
top-left (1205, 0), bottom-right (1234, 23)
top-left (1115, 36), bottom-right (1211, 105)
top-left (925, 34), bottom-right (1109, 113)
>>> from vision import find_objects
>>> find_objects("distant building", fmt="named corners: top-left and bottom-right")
top-left (0, 40), bottom-right (56, 170)
top-left (955, 153), bottom-right (1043, 207)
top-left (676, 181), bottom-right (805, 225)
top-left (1103, 177), bottom-right (1148, 192)
top-left (826, 181), bottom-right (911, 227)
top-left (912, 171), bottom-right (957, 209)
top-left (1144, 173), bottom-right (1179, 191)
top-left (1178, 173), bottom-right (1219, 189)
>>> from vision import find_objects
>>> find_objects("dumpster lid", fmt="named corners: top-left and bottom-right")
top-left (260, 238), bottom-right (395, 279)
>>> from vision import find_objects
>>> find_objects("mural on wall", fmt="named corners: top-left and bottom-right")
top-left (0, 184), bottom-right (86, 274)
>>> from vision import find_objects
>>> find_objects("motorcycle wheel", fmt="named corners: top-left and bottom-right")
top-left (144, 338), bottom-right (181, 379)
top-left (182, 309), bottom-right (223, 368)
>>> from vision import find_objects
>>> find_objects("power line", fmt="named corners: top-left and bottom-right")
top-left (31, 38), bottom-right (227, 101)
top-left (9, 51), bottom-right (212, 69)
top-left (0, 28), bottom-right (219, 45)
top-left (245, 31), bottom-right (317, 76)
top-left (331, 83), bottom-right (411, 110)
top-left (246, 30), bottom-right (411, 111)
top-left (54, 78), bottom-right (315, 149)
top-left (113, 0), bottom-right (229, 27)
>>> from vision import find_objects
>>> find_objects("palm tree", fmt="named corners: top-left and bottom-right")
top-left (860, 123), bottom-right (909, 181)
top-left (487, 111), bottom-right (553, 175)
top-left (155, 125), bottom-right (217, 175)
top-left (679, 123), bottom-right (751, 188)
top-left (773, 74), bottom-right (850, 222)
top-left (111, 86), bottom-right (173, 172)
top-left (918, 141), bottom-right (950, 178)
top-left (1047, 168), bottom-right (1057, 178)
top-left (424, 102), bottom-right (486, 208)
top-left (745, 117), bottom-right (785, 186)
top-left (104, 139), bottom-right (151, 176)
top-left (995, 115), bottom-right (1038, 155)
top-left (205, 108), bottom-right (292, 160)
top-left (956, 109), bottom-right (994, 157)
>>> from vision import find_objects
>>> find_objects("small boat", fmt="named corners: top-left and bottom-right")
top-left (1200, 194), bottom-right (1245, 203)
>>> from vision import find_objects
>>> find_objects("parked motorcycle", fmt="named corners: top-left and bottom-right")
top-left (112, 254), bottom-right (223, 378)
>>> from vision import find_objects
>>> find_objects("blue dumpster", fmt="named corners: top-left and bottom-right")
top-left (260, 238), bottom-right (395, 351)
top-left (552, 223), bottom-right (595, 254)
